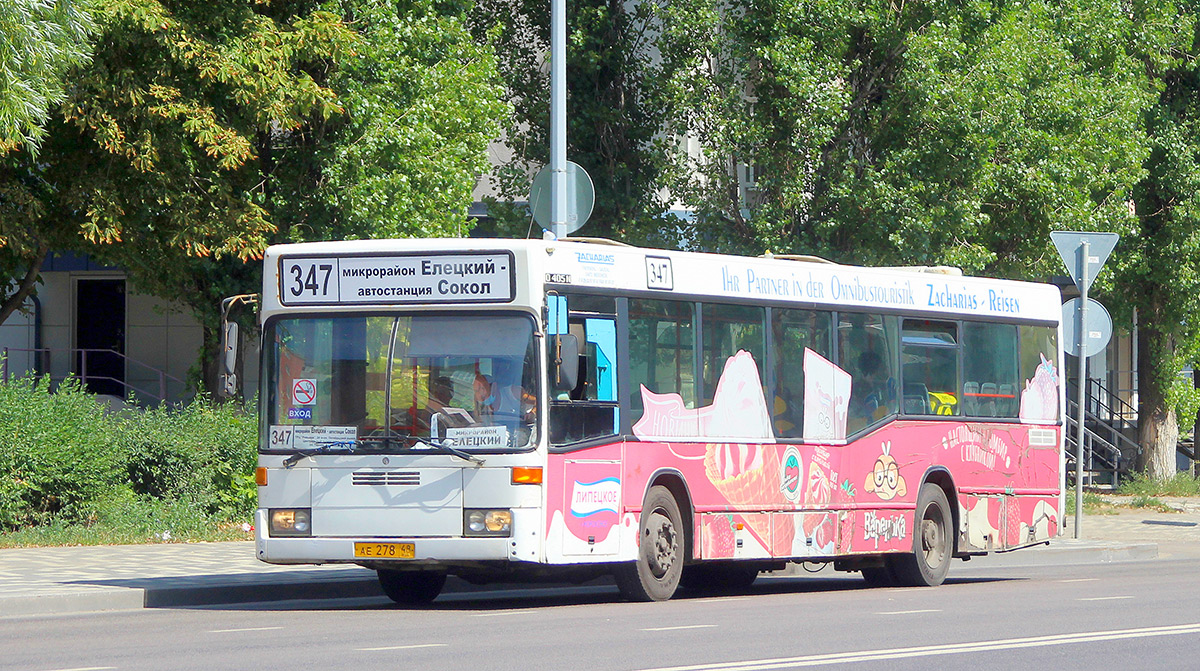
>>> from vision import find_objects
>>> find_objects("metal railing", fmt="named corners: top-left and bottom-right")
top-left (1, 347), bottom-right (188, 405)
top-left (1065, 408), bottom-right (1127, 487)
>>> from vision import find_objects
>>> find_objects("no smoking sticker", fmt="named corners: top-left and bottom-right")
top-left (292, 378), bottom-right (317, 406)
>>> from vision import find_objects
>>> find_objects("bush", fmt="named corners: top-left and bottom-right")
top-left (0, 377), bottom-right (122, 528)
top-left (0, 376), bottom-right (258, 539)
top-left (117, 397), bottom-right (258, 519)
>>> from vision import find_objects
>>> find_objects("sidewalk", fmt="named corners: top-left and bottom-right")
top-left (2, 501), bottom-right (1197, 617)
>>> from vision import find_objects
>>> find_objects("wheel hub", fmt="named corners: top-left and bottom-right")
top-left (648, 511), bottom-right (677, 578)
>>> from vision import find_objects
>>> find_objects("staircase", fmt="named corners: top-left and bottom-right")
top-left (1064, 376), bottom-right (1200, 487)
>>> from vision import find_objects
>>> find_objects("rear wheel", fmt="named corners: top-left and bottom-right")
top-left (614, 486), bottom-right (684, 601)
top-left (891, 483), bottom-right (952, 587)
top-left (377, 569), bottom-right (446, 605)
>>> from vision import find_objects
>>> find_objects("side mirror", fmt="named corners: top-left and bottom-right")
top-left (222, 321), bottom-right (239, 376)
top-left (553, 334), bottom-right (579, 391)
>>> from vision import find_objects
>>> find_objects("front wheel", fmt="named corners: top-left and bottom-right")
top-left (891, 483), bottom-right (952, 587)
top-left (614, 486), bottom-right (684, 601)
top-left (377, 569), bottom-right (446, 605)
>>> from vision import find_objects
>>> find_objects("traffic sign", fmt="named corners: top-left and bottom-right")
top-left (1061, 298), bottom-right (1112, 358)
top-left (530, 161), bottom-right (594, 235)
top-left (1050, 231), bottom-right (1119, 293)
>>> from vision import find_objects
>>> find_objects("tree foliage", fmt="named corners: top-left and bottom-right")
top-left (1111, 3), bottom-right (1200, 478)
top-left (0, 0), bottom-right (94, 153)
top-left (482, 0), bottom-right (1200, 476)
top-left (1, 0), bottom-right (507, 395)
top-left (0, 0), bottom-right (353, 330)
top-left (653, 0), bottom-right (1146, 271)
top-left (471, 0), bottom-right (683, 245)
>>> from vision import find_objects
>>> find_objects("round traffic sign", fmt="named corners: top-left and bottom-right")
top-left (1061, 298), bottom-right (1112, 358)
top-left (529, 161), bottom-right (594, 235)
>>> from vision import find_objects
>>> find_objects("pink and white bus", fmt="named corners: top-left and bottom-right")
top-left (253, 238), bottom-right (1064, 602)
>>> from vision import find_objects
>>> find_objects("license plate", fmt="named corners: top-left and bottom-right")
top-left (353, 542), bottom-right (415, 559)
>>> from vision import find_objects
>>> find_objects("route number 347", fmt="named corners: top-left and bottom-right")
top-left (286, 262), bottom-right (334, 299)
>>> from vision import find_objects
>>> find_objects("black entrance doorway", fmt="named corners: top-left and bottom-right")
top-left (76, 279), bottom-right (126, 396)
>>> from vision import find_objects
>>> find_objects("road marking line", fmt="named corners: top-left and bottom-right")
top-left (692, 598), bottom-right (749, 604)
top-left (643, 625), bottom-right (719, 632)
top-left (634, 622), bottom-right (1200, 671)
top-left (471, 609), bottom-right (539, 617)
top-left (357, 644), bottom-right (448, 652)
top-left (209, 626), bottom-right (285, 633)
top-left (1059, 578), bottom-right (1100, 583)
top-left (1077, 596), bottom-right (1133, 602)
top-left (876, 609), bottom-right (941, 615)
top-left (42, 667), bottom-right (117, 671)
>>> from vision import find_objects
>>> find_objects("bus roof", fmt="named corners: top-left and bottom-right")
top-left (263, 237), bottom-right (1063, 324)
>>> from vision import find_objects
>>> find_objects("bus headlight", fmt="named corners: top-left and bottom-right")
top-left (464, 509), bottom-right (512, 537)
top-left (269, 508), bottom-right (312, 537)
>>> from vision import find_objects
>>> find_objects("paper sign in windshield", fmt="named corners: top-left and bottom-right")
top-left (268, 425), bottom-right (357, 451)
top-left (446, 425), bottom-right (509, 448)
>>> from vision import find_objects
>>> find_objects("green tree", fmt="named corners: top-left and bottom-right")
top-left (97, 0), bottom-right (509, 394)
top-left (472, 0), bottom-right (680, 245)
top-left (1112, 2), bottom-right (1200, 479)
top-left (655, 0), bottom-right (1146, 268)
top-left (0, 0), bottom-right (353, 333)
top-left (0, 0), bottom-right (94, 153)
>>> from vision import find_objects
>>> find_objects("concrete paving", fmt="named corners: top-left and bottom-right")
top-left (2, 499), bottom-right (1197, 617)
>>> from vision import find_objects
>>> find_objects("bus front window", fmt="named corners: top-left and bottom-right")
top-left (265, 314), bottom-right (538, 451)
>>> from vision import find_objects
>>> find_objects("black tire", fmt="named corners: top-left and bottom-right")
top-left (891, 483), bottom-right (952, 587)
top-left (377, 569), bottom-right (446, 605)
top-left (680, 562), bottom-right (759, 592)
top-left (614, 485), bottom-right (684, 601)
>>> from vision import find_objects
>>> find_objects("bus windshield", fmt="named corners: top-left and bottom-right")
top-left (264, 313), bottom-right (538, 452)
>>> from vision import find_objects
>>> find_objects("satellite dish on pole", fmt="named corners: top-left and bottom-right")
top-left (529, 161), bottom-right (594, 237)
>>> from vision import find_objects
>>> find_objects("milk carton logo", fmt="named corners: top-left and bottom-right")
top-left (567, 478), bottom-right (621, 543)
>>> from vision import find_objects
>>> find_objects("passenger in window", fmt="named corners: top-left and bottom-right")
top-left (850, 350), bottom-right (893, 428)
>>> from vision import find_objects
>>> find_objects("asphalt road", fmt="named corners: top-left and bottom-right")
top-left (5, 556), bottom-right (1200, 671)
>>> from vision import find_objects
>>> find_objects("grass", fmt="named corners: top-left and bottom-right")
top-left (0, 494), bottom-right (253, 548)
top-left (1116, 472), bottom-right (1200, 498)
top-left (1066, 491), bottom-right (1120, 516)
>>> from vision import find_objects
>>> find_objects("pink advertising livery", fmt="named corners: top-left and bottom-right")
top-left (548, 348), bottom-right (1061, 562)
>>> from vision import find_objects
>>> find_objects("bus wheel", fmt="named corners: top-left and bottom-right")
top-left (377, 569), bottom-right (446, 605)
top-left (615, 486), bottom-right (684, 601)
top-left (892, 483), bottom-right (952, 587)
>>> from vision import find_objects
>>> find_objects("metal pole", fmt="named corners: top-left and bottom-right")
top-left (1074, 240), bottom-right (1089, 539)
top-left (549, 0), bottom-right (567, 239)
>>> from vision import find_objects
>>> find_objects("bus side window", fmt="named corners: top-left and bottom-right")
top-left (901, 320), bottom-right (959, 416)
top-left (700, 303), bottom-right (766, 405)
top-left (839, 313), bottom-right (900, 434)
top-left (772, 308), bottom-right (833, 438)
top-left (963, 322), bottom-right (1019, 418)
top-left (548, 294), bottom-right (620, 446)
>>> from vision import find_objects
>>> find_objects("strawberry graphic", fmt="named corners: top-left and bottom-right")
top-left (703, 515), bottom-right (736, 559)
top-left (1004, 498), bottom-right (1022, 547)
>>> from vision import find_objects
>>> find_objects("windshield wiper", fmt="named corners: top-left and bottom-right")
top-left (361, 430), bottom-right (486, 466)
top-left (418, 436), bottom-right (485, 466)
top-left (282, 439), bottom-right (358, 468)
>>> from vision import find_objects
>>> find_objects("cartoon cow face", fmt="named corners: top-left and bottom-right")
top-left (864, 442), bottom-right (907, 501)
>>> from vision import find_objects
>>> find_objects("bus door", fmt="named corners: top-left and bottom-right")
top-left (548, 293), bottom-right (623, 557)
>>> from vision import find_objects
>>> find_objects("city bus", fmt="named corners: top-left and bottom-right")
top-left (252, 237), bottom-right (1064, 603)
